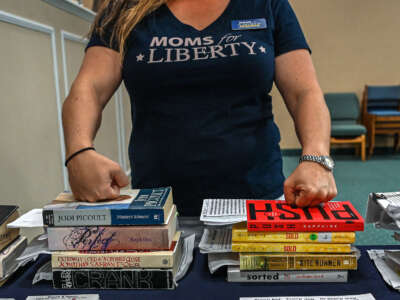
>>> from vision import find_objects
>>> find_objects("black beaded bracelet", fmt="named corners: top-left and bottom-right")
top-left (65, 147), bottom-right (96, 167)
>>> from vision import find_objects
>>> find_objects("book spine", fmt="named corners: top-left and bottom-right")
top-left (0, 236), bottom-right (27, 278)
top-left (232, 231), bottom-right (355, 243)
top-left (227, 267), bottom-right (348, 283)
top-left (51, 251), bottom-right (174, 269)
top-left (239, 254), bottom-right (358, 271)
top-left (52, 269), bottom-right (175, 289)
top-left (47, 226), bottom-right (172, 251)
top-left (246, 200), bottom-right (364, 232)
top-left (247, 220), bottom-right (363, 232)
top-left (44, 209), bottom-right (164, 227)
top-left (0, 229), bottom-right (19, 252)
top-left (231, 242), bottom-right (352, 253)
top-left (0, 210), bottom-right (20, 252)
top-left (111, 209), bottom-right (164, 226)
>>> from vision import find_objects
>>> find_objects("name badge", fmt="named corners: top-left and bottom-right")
top-left (231, 18), bottom-right (267, 30)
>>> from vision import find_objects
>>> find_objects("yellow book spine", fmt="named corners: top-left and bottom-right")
top-left (231, 223), bottom-right (355, 243)
top-left (239, 253), bottom-right (358, 271)
top-left (231, 242), bottom-right (352, 253)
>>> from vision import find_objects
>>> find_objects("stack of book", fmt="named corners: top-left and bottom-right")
top-left (42, 187), bottom-right (182, 290)
top-left (366, 191), bottom-right (400, 291)
top-left (0, 205), bottom-right (28, 286)
top-left (227, 200), bottom-right (365, 283)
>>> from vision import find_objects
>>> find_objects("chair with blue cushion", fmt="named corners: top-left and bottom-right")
top-left (325, 93), bottom-right (367, 161)
top-left (361, 85), bottom-right (400, 157)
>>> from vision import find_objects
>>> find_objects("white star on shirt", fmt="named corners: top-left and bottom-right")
top-left (136, 54), bottom-right (144, 62)
top-left (259, 46), bottom-right (266, 53)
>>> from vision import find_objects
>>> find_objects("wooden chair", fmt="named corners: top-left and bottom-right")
top-left (361, 85), bottom-right (400, 157)
top-left (325, 93), bottom-right (367, 161)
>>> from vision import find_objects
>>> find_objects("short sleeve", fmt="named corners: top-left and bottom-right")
top-left (271, 0), bottom-right (311, 57)
top-left (85, 18), bottom-right (119, 52)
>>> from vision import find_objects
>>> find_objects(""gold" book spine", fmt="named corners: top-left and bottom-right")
top-left (232, 242), bottom-right (352, 253)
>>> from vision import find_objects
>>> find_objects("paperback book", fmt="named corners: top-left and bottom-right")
top-left (239, 252), bottom-right (358, 271)
top-left (232, 222), bottom-right (355, 243)
top-left (53, 268), bottom-right (176, 289)
top-left (247, 200), bottom-right (364, 232)
top-left (227, 266), bottom-right (348, 283)
top-left (47, 205), bottom-right (177, 251)
top-left (51, 232), bottom-right (182, 269)
top-left (43, 187), bottom-right (173, 226)
top-left (0, 206), bottom-right (19, 251)
top-left (0, 236), bottom-right (27, 278)
top-left (232, 242), bottom-right (352, 253)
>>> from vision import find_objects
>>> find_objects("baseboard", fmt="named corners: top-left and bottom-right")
top-left (281, 147), bottom-right (398, 157)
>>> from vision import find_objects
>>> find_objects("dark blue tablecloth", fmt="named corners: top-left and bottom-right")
top-left (1, 246), bottom-right (400, 300)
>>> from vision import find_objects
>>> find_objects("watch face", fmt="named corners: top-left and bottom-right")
top-left (323, 156), bottom-right (335, 169)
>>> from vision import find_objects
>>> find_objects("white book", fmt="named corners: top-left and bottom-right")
top-left (0, 236), bottom-right (27, 278)
top-left (227, 266), bottom-right (348, 283)
top-left (200, 199), bottom-right (246, 225)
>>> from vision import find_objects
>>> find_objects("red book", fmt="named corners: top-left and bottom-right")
top-left (246, 200), bottom-right (364, 232)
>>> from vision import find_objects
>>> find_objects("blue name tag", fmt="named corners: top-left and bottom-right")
top-left (231, 18), bottom-right (267, 30)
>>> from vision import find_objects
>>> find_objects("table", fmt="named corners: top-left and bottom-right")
top-left (0, 246), bottom-right (399, 300)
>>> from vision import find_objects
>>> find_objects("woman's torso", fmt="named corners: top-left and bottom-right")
top-left (122, 0), bottom-right (285, 215)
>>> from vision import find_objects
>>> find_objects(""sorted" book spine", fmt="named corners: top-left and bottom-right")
top-left (52, 268), bottom-right (175, 290)
top-left (239, 253), bottom-right (358, 271)
top-left (232, 242), bottom-right (352, 253)
top-left (227, 266), bottom-right (348, 282)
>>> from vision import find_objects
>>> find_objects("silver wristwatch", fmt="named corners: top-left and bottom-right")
top-left (299, 155), bottom-right (335, 171)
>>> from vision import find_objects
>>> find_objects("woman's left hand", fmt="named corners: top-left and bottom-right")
top-left (283, 161), bottom-right (337, 207)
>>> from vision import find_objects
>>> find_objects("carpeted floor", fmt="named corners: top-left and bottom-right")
top-left (282, 153), bottom-right (400, 245)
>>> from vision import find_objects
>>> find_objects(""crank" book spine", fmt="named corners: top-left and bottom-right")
top-left (239, 253), bottom-right (357, 271)
top-left (52, 268), bottom-right (175, 289)
top-left (227, 266), bottom-right (348, 282)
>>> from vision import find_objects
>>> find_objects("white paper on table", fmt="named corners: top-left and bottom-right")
top-left (368, 249), bottom-right (400, 290)
top-left (385, 250), bottom-right (400, 266)
top-left (200, 199), bottom-right (246, 225)
top-left (240, 294), bottom-right (376, 300)
top-left (208, 252), bottom-right (239, 274)
top-left (17, 234), bottom-right (50, 261)
top-left (32, 260), bottom-right (52, 284)
top-left (365, 193), bottom-right (400, 230)
top-left (199, 227), bottom-right (232, 254)
top-left (26, 295), bottom-right (100, 300)
top-left (7, 209), bottom-right (43, 228)
top-left (175, 234), bottom-right (195, 282)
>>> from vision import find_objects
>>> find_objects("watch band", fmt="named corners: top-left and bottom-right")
top-left (299, 154), bottom-right (335, 171)
top-left (299, 155), bottom-right (322, 164)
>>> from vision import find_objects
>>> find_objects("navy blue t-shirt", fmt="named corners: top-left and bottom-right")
top-left (87, 0), bottom-right (310, 216)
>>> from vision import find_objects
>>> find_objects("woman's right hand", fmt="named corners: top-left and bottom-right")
top-left (66, 150), bottom-right (130, 202)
